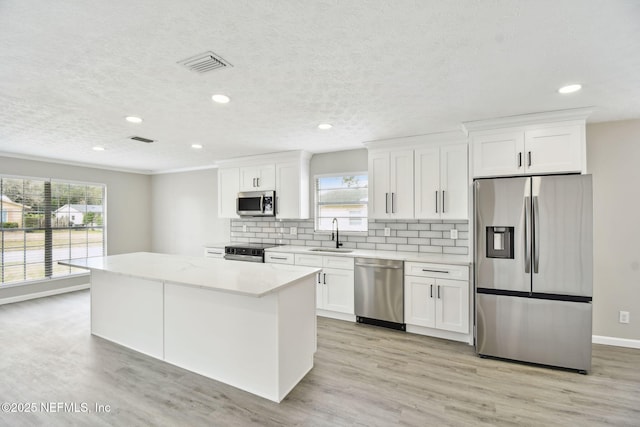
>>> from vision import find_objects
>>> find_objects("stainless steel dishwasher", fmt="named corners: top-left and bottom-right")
top-left (354, 257), bottom-right (405, 330)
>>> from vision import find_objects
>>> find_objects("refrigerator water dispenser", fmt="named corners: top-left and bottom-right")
top-left (486, 226), bottom-right (514, 259)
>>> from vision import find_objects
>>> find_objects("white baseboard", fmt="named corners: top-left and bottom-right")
top-left (0, 284), bottom-right (90, 305)
top-left (592, 335), bottom-right (640, 349)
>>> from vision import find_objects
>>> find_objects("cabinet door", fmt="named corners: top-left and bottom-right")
top-left (239, 166), bottom-right (259, 191)
top-left (239, 164), bottom-right (276, 191)
top-left (414, 147), bottom-right (440, 219)
top-left (389, 150), bottom-right (414, 218)
top-left (256, 164), bottom-right (276, 189)
top-left (472, 132), bottom-right (524, 177)
top-left (322, 268), bottom-right (354, 314)
top-left (368, 151), bottom-right (391, 219)
top-left (440, 144), bottom-right (468, 220)
top-left (524, 125), bottom-right (582, 174)
top-left (276, 162), bottom-right (302, 219)
top-left (435, 278), bottom-right (469, 333)
top-left (404, 276), bottom-right (436, 328)
top-left (218, 167), bottom-right (240, 218)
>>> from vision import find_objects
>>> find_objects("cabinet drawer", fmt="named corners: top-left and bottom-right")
top-left (204, 247), bottom-right (225, 258)
top-left (323, 256), bottom-right (354, 270)
top-left (295, 253), bottom-right (323, 267)
top-left (265, 252), bottom-right (295, 265)
top-left (405, 262), bottom-right (468, 280)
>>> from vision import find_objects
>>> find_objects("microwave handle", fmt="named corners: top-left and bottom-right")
top-left (260, 195), bottom-right (264, 212)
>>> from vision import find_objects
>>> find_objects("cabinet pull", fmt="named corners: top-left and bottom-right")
top-left (391, 192), bottom-right (395, 214)
top-left (422, 268), bottom-right (449, 274)
top-left (256, 177), bottom-right (260, 187)
top-left (317, 273), bottom-right (321, 284)
top-left (435, 191), bottom-right (439, 213)
top-left (437, 285), bottom-right (441, 299)
top-left (252, 178), bottom-right (256, 187)
top-left (323, 273), bottom-right (326, 284)
top-left (528, 151), bottom-right (532, 167)
top-left (385, 193), bottom-right (389, 213)
top-left (430, 284), bottom-right (433, 298)
top-left (442, 191), bottom-right (445, 214)
top-left (270, 256), bottom-right (288, 260)
top-left (518, 152), bottom-right (523, 168)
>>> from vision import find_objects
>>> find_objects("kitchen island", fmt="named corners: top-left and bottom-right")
top-left (61, 252), bottom-right (320, 403)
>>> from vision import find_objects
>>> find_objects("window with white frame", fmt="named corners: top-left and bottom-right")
top-left (315, 173), bottom-right (368, 232)
top-left (0, 176), bottom-right (106, 286)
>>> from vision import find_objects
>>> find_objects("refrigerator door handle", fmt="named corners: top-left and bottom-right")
top-left (524, 196), bottom-right (531, 274)
top-left (533, 195), bottom-right (540, 274)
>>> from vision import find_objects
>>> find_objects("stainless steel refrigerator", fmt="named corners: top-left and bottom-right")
top-left (474, 174), bottom-right (593, 373)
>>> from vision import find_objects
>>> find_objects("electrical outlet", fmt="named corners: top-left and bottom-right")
top-left (450, 229), bottom-right (459, 239)
top-left (290, 226), bottom-right (297, 235)
top-left (242, 224), bottom-right (247, 232)
top-left (384, 227), bottom-right (391, 237)
top-left (619, 311), bottom-right (630, 324)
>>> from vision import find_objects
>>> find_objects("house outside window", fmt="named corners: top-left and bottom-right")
top-left (315, 173), bottom-right (368, 232)
top-left (0, 177), bottom-right (106, 286)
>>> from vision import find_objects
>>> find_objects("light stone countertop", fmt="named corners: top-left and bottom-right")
top-left (60, 252), bottom-right (320, 297)
top-left (265, 245), bottom-right (471, 265)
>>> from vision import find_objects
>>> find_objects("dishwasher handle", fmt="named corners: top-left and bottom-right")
top-left (354, 263), bottom-right (403, 269)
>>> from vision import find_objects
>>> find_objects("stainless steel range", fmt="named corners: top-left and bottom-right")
top-left (224, 243), bottom-right (278, 263)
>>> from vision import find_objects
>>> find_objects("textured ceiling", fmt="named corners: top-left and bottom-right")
top-left (1, 0), bottom-right (639, 173)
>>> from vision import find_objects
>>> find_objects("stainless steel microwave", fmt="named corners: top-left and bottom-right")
top-left (237, 190), bottom-right (276, 217)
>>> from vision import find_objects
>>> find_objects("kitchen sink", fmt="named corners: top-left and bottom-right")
top-left (308, 248), bottom-right (353, 253)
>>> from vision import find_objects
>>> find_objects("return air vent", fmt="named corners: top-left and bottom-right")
top-left (177, 51), bottom-right (232, 74)
top-left (130, 136), bottom-right (155, 144)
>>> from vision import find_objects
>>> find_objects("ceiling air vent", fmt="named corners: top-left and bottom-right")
top-left (177, 51), bottom-right (232, 74)
top-left (130, 136), bottom-right (155, 144)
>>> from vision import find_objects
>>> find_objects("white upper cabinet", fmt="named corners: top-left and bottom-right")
top-left (524, 125), bottom-right (582, 175)
top-left (472, 131), bottom-right (525, 177)
top-left (217, 151), bottom-right (310, 219)
top-left (239, 164), bottom-right (276, 191)
top-left (415, 143), bottom-right (468, 220)
top-left (275, 156), bottom-right (310, 219)
top-left (218, 167), bottom-right (240, 218)
top-left (368, 149), bottom-right (414, 219)
top-left (466, 108), bottom-right (592, 178)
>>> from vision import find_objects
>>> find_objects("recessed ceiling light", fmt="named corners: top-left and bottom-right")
top-left (191, 144), bottom-right (203, 149)
top-left (93, 146), bottom-right (105, 151)
top-left (125, 116), bottom-right (143, 123)
top-left (558, 84), bottom-right (582, 94)
top-left (212, 94), bottom-right (230, 104)
top-left (318, 123), bottom-right (333, 130)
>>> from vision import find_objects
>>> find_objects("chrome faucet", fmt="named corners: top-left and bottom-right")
top-left (331, 218), bottom-right (343, 249)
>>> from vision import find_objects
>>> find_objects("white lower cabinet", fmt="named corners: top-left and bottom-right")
top-left (404, 263), bottom-right (469, 337)
top-left (295, 253), bottom-right (354, 319)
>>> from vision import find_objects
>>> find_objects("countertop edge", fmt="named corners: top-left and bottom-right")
top-left (264, 245), bottom-right (471, 265)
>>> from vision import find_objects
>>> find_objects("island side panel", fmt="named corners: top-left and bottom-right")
top-left (90, 270), bottom-right (164, 359)
top-left (163, 282), bottom-right (279, 401)
top-left (276, 275), bottom-right (317, 401)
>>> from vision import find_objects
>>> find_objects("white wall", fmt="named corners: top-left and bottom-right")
top-left (150, 168), bottom-right (229, 256)
top-left (587, 120), bottom-right (640, 341)
top-left (0, 156), bottom-right (152, 302)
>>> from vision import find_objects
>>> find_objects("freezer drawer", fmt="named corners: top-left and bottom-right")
top-left (476, 293), bottom-right (592, 372)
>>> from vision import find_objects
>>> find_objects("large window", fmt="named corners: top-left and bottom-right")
top-left (0, 176), bottom-right (105, 286)
top-left (315, 173), bottom-right (368, 232)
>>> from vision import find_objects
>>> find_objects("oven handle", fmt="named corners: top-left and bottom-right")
top-left (224, 254), bottom-right (264, 263)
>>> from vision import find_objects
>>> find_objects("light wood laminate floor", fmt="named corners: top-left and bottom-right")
top-left (0, 290), bottom-right (638, 426)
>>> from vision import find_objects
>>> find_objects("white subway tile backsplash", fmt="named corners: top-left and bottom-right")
top-left (229, 218), bottom-right (468, 255)
top-left (376, 243), bottom-right (397, 251)
top-left (397, 244), bottom-right (419, 252)
top-left (431, 223), bottom-right (455, 231)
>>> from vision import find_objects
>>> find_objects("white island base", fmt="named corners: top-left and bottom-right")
top-left (68, 253), bottom-right (319, 403)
